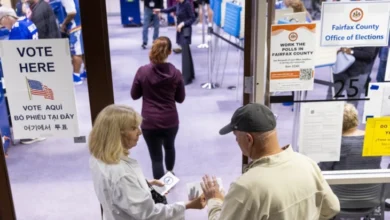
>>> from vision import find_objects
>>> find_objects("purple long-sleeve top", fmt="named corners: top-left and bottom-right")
top-left (131, 63), bottom-right (186, 129)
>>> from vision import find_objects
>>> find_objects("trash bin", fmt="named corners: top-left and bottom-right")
top-left (120, 0), bottom-right (142, 27)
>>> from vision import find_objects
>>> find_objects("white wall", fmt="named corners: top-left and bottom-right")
top-left (2, 0), bottom-right (13, 7)
top-left (106, 0), bottom-right (121, 15)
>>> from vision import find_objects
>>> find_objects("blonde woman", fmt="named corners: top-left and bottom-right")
top-left (89, 105), bottom-right (205, 220)
top-left (319, 103), bottom-right (381, 171)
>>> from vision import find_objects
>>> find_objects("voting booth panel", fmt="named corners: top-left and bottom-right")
top-left (120, 0), bottom-right (142, 27)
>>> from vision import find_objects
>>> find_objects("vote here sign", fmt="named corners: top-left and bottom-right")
top-left (320, 1), bottom-right (390, 47)
top-left (0, 39), bottom-right (80, 139)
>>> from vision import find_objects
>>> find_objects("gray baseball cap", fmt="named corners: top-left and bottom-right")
top-left (219, 103), bottom-right (276, 135)
top-left (0, 7), bottom-right (17, 20)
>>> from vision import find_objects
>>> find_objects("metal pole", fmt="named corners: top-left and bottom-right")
top-left (198, 2), bottom-right (209, 49)
top-left (292, 91), bottom-right (302, 152)
top-left (201, 25), bottom-right (217, 89)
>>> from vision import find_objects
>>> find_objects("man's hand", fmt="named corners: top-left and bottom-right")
top-left (153, 9), bottom-right (161, 14)
top-left (185, 194), bottom-right (206, 209)
top-left (170, 12), bottom-right (175, 17)
top-left (149, 179), bottom-right (165, 187)
top-left (177, 22), bottom-right (185, 32)
top-left (201, 175), bottom-right (225, 201)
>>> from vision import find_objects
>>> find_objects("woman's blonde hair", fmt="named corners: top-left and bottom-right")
top-left (88, 104), bottom-right (142, 164)
top-left (343, 103), bottom-right (359, 132)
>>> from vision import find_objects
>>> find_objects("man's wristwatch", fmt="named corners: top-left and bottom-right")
top-left (350, 49), bottom-right (354, 55)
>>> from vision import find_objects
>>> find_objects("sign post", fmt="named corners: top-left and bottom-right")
top-left (0, 39), bottom-right (79, 139)
top-left (320, 1), bottom-right (390, 47)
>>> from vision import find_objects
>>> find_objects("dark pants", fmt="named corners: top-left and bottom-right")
top-left (181, 44), bottom-right (195, 85)
top-left (142, 126), bottom-right (179, 179)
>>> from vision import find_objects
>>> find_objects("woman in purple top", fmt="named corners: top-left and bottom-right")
top-left (131, 36), bottom-right (186, 179)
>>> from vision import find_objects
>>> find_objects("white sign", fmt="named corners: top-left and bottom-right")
top-left (299, 102), bottom-right (344, 162)
top-left (154, 172), bottom-right (180, 195)
top-left (270, 23), bottom-right (316, 92)
top-left (320, 2), bottom-right (390, 47)
top-left (363, 83), bottom-right (390, 123)
top-left (0, 39), bottom-right (79, 139)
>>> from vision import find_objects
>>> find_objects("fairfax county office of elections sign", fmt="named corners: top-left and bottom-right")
top-left (0, 39), bottom-right (80, 139)
top-left (320, 1), bottom-right (390, 47)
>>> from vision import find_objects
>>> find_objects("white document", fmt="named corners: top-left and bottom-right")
top-left (363, 83), bottom-right (390, 123)
top-left (186, 178), bottom-right (223, 200)
top-left (153, 172), bottom-right (180, 195)
top-left (299, 102), bottom-right (344, 162)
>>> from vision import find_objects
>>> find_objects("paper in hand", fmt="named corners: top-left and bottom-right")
top-left (153, 172), bottom-right (180, 195)
top-left (186, 178), bottom-right (223, 200)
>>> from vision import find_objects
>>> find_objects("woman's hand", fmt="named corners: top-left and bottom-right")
top-left (185, 194), bottom-right (206, 209)
top-left (153, 9), bottom-right (161, 14)
top-left (201, 175), bottom-right (225, 201)
top-left (177, 22), bottom-right (185, 32)
top-left (149, 179), bottom-right (165, 187)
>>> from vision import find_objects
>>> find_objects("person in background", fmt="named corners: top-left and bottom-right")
top-left (89, 104), bottom-right (205, 220)
top-left (2, 135), bottom-right (10, 158)
top-left (319, 103), bottom-right (382, 171)
top-left (0, 6), bottom-right (46, 145)
top-left (59, 0), bottom-right (86, 85)
top-left (285, 0), bottom-right (312, 22)
top-left (154, 0), bottom-right (196, 85)
top-left (15, 0), bottom-right (25, 16)
top-left (142, 0), bottom-right (163, 49)
top-left (200, 103), bottom-right (340, 220)
top-left (131, 37), bottom-right (185, 179)
top-left (326, 47), bottom-right (377, 107)
top-left (197, 0), bottom-right (213, 28)
top-left (377, 36), bottom-right (389, 82)
top-left (26, 0), bottom-right (60, 39)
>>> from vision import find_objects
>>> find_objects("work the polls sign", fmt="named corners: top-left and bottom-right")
top-left (0, 39), bottom-right (80, 139)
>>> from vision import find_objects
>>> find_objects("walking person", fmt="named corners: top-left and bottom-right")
top-left (142, 0), bottom-right (163, 49)
top-left (131, 37), bottom-right (186, 179)
top-left (154, 0), bottom-right (196, 85)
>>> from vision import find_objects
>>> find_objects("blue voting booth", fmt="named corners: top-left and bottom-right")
top-left (0, 28), bottom-right (11, 153)
top-left (120, 0), bottom-right (142, 27)
top-left (223, 2), bottom-right (241, 38)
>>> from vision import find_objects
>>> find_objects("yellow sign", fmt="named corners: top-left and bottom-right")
top-left (363, 117), bottom-right (390, 156)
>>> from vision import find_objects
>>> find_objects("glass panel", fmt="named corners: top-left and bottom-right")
top-left (107, 0), bottom-right (245, 219)
top-left (1, 0), bottom-right (98, 219)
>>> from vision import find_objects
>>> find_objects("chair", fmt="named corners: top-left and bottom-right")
top-left (332, 183), bottom-right (385, 220)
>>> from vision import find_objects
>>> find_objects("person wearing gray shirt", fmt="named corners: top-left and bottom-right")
top-left (319, 103), bottom-right (382, 171)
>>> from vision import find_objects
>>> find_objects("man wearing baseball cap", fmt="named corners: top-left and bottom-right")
top-left (0, 6), bottom-right (38, 40)
top-left (201, 103), bottom-right (340, 220)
